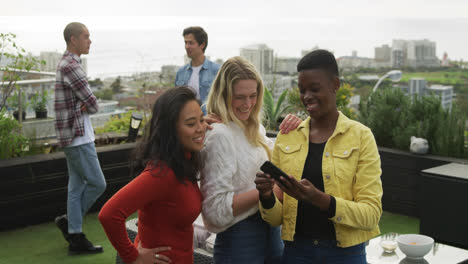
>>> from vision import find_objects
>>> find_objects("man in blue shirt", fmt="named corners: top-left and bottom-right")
top-left (175, 26), bottom-right (220, 113)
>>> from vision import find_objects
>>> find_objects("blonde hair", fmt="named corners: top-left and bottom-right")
top-left (206, 56), bottom-right (270, 159)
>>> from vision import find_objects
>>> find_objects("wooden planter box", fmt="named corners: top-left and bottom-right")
top-left (1, 140), bottom-right (467, 231)
top-left (378, 146), bottom-right (467, 217)
top-left (0, 143), bottom-right (140, 231)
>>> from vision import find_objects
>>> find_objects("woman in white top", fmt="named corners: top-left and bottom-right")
top-left (200, 56), bottom-right (283, 263)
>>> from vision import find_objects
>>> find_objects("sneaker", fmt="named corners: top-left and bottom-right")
top-left (68, 233), bottom-right (103, 256)
top-left (54, 214), bottom-right (70, 242)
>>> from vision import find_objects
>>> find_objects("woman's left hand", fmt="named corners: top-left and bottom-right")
top-left (279, 114), bottom-right (302, 134)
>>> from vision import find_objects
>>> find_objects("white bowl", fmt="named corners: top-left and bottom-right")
top-left (397, 234), bottom-right (434, 259)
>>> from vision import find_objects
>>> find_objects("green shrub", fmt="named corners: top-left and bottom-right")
top-left (359, 88), bottom-right (467, 158)
top-left (336, 83), bottom-right (356, 119)
top-left (263, 87), bottom-right (292, 130)
top-left (0, 111), bottom-right (29, 159)
top-left (30, 90), bottom-right (50, 111)
top-left (95, 111), bottom-right (146, 134)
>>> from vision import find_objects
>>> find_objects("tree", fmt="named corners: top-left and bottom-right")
top-left (1, 32), bottom-right (44, 122)
top-left (94, 89), bottom-right (113, 100)
top-left (359, 87), bottom-right (466, 158)
top-left (336, 83), bottom-right (356, 119)
top-left (88, 78), bottom-right (104, 89)
top-left (111, 76), bottom-right (122, 94)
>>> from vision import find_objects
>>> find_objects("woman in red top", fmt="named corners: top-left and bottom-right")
top-left (99, 87), bottom-right (207, 264)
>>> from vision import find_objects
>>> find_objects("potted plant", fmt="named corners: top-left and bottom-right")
top-left (7, 90), bottom-right (28, 121)
top-left (30, 90), bottom-right (49, 119)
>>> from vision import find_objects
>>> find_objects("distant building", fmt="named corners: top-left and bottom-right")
top-left (275, 57), bottom-right (300, 75)
top-left (161, 65), bottom-right (178, 83)
top-left (391, 49), bottom-right (404, 68)
top-left (408, 78), bottom-right (427, 99)
top-left (399, 78), bottom-right (453, 110)
top-left (375, 44), bottom-right (391, 63)
top-left (263, 74), bottom-right (295, 100)
top-left (337, 52), bottom-right (376, 70)
top-left (392, 39), bottom-right (439, 68)
top-left (240, 44), bottom-right (274, 75)
top-left (39, 52), bottom-right (62, 73)
top-left (427, 84), bottom-right (453, 110)
top-left (441, 52), bottom-right (451, 67)
top-left (38, 51), bottom-right (88, 74)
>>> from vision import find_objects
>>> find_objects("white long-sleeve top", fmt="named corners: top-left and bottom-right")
top-left (200, 122), bottom-right (273, 233)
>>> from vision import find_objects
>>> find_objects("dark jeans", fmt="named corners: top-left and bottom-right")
top-left (281, 236), bottom-right (366, 264)
top-left (214, 212), bottom-right (283, 264)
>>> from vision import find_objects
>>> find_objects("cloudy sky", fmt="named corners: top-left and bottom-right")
top-left (1, 0), bottom-right (467, 78)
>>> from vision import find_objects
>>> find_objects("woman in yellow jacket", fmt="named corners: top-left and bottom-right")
top-left (255, 49), bottom-right (383, 264)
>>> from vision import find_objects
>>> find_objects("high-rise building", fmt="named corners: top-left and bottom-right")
top-left (275, 57), bottom-right (300, 74)
top-left (402, 78), bottom-right (453, 110)
top-left (408, 78), bottom-right (426, 99)
top-left (39, 52), bottom-right (62, 73)
top-left (375, 44), bottom-right (391, 62)
top-left (240, 44), bottom-right (274, 75)
top-left (391, 39), bottom-right (439, 68)
top-left (39, 51), bottom-right (88, 74)
top-left (391, 49), bottom-right (404, 68)
top-left (427, 84), bottom-right (453, 110)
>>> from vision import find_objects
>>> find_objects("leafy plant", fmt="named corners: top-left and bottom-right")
top-left (95, 111), bottom-right (147, 134)
top-left (263, 87), bottom-right (292, 130)
top-left (359, 87), bottom-right (467, 158)
top-left (286, 86), bottom-right (307, 118)
top-left (1, 32), bottom-right (45, 122)
top-left (0, 110), bottom-right (29, 159)
top-left (30, 90), bottom-right (49, 111)
top-left (7, 90), bottom-right (28, 111)
top-left (336, 83), bottom-right (356, 119)
top-left (94, 88), bottom-right (113, 100)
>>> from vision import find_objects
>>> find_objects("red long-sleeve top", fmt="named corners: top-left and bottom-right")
top-left (99, 161), bottom-right (202, 264)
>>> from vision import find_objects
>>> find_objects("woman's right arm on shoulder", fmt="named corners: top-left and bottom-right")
top-left (98, 166), bottom-right (173, 263)
top-left (201, 128), bottom-right (238, 229)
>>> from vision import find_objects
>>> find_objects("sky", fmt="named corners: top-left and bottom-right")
top-left (1, 0), bottom-right (467, 78)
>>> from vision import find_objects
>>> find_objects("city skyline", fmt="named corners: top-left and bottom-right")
top-left (1, 0), bottom-right (467, 78)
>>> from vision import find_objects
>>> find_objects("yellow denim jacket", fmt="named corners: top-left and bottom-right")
top-left (260, 112), bottom-right (383, 248)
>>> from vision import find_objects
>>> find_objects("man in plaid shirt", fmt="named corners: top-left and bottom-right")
top-left (54, 22), bottom-right (106, 256)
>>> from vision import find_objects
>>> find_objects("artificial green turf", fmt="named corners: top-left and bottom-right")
top-left (0, 212), bottom-right (136, 264)
top-left (379, 211), bottom-right (420, 235)
top-left (0, 211), bottom-right (418, 264)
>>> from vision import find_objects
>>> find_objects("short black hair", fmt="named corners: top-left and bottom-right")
top-left (183, 26), bottom-right (208, 53)
top-left (133, 87), bottom-right (202, 183)
top-left (297, 49), bottom-right (339, 78)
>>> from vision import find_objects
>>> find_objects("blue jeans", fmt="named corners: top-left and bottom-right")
top-left (281, 236), bottom-right (366, 264)
top-left (214, 211), bottom-right (283, 264)
top-left (63, 142), bottom-right (106, 234)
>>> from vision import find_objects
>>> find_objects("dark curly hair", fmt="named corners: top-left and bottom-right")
top-left (297, 49), bottom-right (339, 80)
top-left (132, 87), bottom-right (202, 183)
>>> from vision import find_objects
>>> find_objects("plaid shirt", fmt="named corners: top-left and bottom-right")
top-left (54, 51), bottom-right (98, 147)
